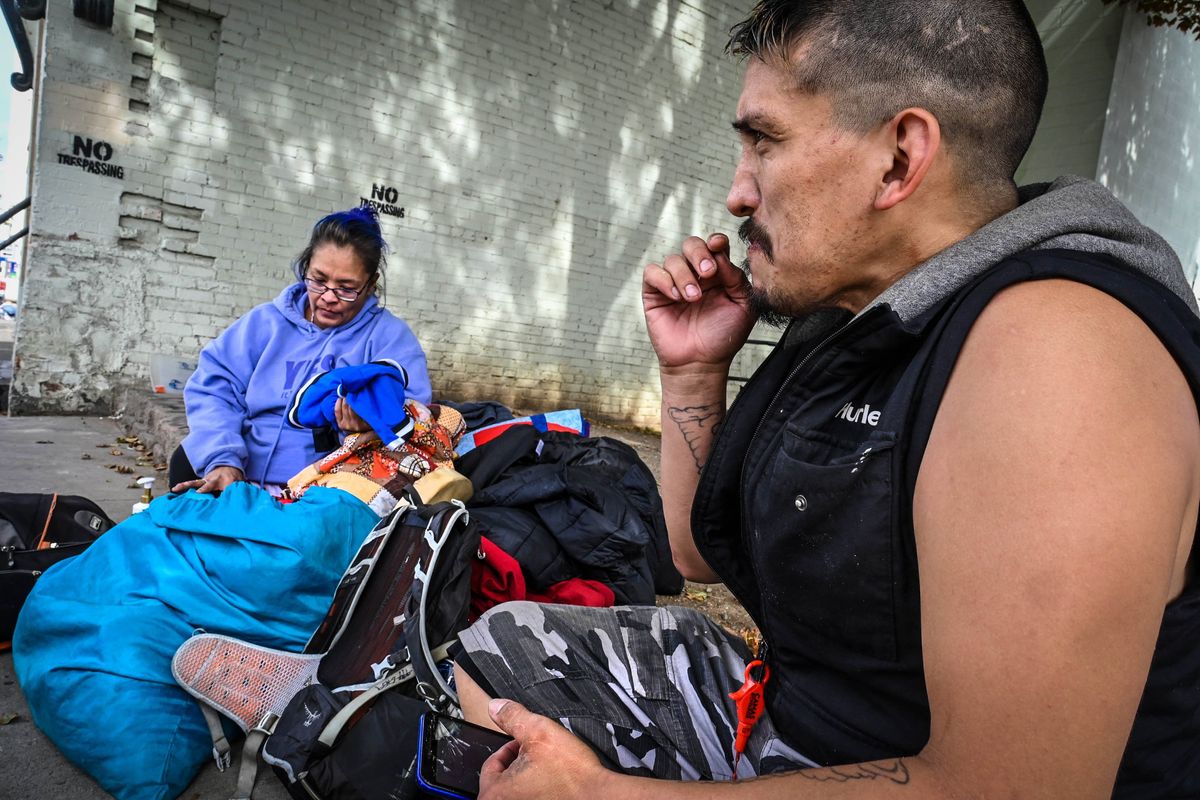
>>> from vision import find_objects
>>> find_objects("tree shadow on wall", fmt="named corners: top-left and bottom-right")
top-left (382, 0), bottom-right (744, 412)
top-left (144, 0), bottom-right (746, 418)
top-left (1096, 9), bottom-right (1200, 283)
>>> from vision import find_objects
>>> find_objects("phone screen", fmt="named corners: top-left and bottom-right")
top-left (417, 712), bottom-right (514, 799)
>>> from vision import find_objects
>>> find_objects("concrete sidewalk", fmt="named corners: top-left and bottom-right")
top-left (1, 316), bottom-right (16, 413)
top-left (0, 414), bottom-right (289, 800)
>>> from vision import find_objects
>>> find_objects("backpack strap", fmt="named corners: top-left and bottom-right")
top-left (231, 713), bottom-right (279, 800)
top-left (409, 503), bottom-right (470, 712)
top-left (195, 702), bottom-right (279, 798)
top-left (197, 702), bottom-right (232, 771)
top-left (315, 652), bottom-right (433, 749)
top-left (172, 633), bottom-right (323, 799)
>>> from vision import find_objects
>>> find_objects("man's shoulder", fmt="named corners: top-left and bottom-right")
top-left (940, 275), bottom-right (1199, 454)
top-left (994, 247), bottom-right (1196, 311)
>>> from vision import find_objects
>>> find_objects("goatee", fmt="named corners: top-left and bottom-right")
top-left (739, 258), bottom-right (792, 329)
top-left (735, 218), bottom-right (787, 326)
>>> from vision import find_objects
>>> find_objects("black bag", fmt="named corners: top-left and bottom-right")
top-left (173, 500), bottom-right (480, 800)
top-left (0, 492), bottom-right (114, 647)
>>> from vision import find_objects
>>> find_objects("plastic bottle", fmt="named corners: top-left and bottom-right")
top-left (132, 476), bottom-right (156, 514)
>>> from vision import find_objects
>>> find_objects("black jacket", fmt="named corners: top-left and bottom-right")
top-left (462, 428), bottom-right (683, 604)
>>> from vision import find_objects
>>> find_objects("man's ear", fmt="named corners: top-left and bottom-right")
top-left (875, 108), bottom-right (941, 211)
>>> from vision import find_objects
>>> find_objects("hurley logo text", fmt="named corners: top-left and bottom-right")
top-left (835, 402), bottom-right (881, 426)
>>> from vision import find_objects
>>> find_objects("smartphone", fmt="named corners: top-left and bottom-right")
top-left (416, 711), bottom-right (514, 799)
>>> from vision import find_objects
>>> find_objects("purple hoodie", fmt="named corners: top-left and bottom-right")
top-left (181, 282), bottom-right (432, 485)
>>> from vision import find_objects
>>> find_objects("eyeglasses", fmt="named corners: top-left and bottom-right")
top-left (304, 277), bottom-right (365, 302)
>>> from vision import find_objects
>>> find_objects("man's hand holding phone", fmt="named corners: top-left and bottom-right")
top-left (473, 699), bottom-right (616, 800)
top-left (417, 711), bottom-right (514, 799)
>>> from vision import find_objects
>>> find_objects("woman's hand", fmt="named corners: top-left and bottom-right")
top-left (171, 465), bottom-right (244, 494)
top-left (335, 397), bottom-right (372, 433)
top-left (479, 699), bottom-right (614, 800)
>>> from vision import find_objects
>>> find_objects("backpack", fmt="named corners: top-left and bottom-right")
top-left (1, 492), bottom-right (115, 648)
top-left (172, 499), bottom-right (480, 800)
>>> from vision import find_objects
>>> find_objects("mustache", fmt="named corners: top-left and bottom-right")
top-left (738, 218), bottom-right (773, 261)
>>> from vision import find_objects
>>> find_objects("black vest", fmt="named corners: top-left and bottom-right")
top-left (692, 250), bottom-right (1200, 797)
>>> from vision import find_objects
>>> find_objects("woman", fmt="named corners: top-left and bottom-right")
top-left (170, 205), bottom-right (432, 494)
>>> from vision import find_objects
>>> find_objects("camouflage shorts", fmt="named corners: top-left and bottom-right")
top-left (454, 601), bottom-right (815, 781)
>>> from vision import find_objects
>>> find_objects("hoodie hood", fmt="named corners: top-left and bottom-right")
top-left (271, 282), bottom-right (383, 334)
top-left (870, 175), bottom-right (1197, 324)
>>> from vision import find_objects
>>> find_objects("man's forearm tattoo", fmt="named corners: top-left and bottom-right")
top-left (667, 404), bottom-right (723, 473)
top-left (798, 759), bottom-right (911, 785)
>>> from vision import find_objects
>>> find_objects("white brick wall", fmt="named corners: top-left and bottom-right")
top-left (13, 0), bottom-right (753, 425)
top-left (1016, 0), bottom-right (1124, 184)
top-left (12, 0), bottom-right (1147, 424)
top-left (1097, 7), bottom-right (1200, 288)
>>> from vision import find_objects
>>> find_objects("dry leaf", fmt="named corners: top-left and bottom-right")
top-left (738, 627), bottom-right (761, 655)
top-left (95, 443), bottom-right (112, 448)
top-left (154, 463), bottom-right (167, 471)
top-left (684, 589), bottom-right (709, 603)
top-left (110, 449), bottom-right (123, 456)
top-left (80, 453), bottom-right (92, 460)
top-left (115, 465), bottom-right (134, 474)
top-left (0, 712), bottom-right (18, 725)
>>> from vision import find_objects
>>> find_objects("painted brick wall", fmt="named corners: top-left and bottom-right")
top-left (13, 0), bottom-right (752, 425)
top-left (12, 0), bottom-right (1145, 424)
top-left (1016, 0), bottom-right (1124, 184)
top-left (1097, 7), bottom-right (1200, 288)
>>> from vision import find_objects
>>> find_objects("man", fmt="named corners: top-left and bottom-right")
top-left (453, 1), bottom-right (1200, 797)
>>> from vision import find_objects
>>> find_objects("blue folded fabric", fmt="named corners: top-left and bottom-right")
top-left (287, 360), bottom-right (413, 448)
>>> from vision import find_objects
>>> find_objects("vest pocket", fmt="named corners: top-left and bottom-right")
top-left (753, 426), bottom-right (898, 663)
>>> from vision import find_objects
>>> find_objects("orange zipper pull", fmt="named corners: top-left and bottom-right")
top-left (728, 658), bottom-right (770, 780)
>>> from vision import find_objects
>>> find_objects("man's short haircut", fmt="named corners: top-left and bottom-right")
top-left (727, 0), bottom-right (1048, 189)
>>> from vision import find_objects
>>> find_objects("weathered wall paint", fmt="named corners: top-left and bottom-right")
top-left (14, 0), bottom-right (752, 424)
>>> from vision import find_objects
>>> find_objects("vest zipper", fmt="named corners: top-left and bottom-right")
top-left (737, 313), bottom-right (866, 670)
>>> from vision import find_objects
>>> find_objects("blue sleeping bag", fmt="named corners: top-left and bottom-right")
top-left (12, 483), bottom-right (378, 800)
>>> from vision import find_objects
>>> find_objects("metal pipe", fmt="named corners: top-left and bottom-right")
top-left (0, 227), bottom-right (29, 252)
top-left (0, 197), bottom-right (30, 228)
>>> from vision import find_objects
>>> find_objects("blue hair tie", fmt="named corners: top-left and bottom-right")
top-left (313, 205), bottom-right (387, 252)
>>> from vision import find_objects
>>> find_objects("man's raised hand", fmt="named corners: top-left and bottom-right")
top-left (642, 233), bottom-right (757, 372)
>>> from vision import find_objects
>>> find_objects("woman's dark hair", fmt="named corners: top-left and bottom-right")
top-left (293, 204), bottom-right (388, 288)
